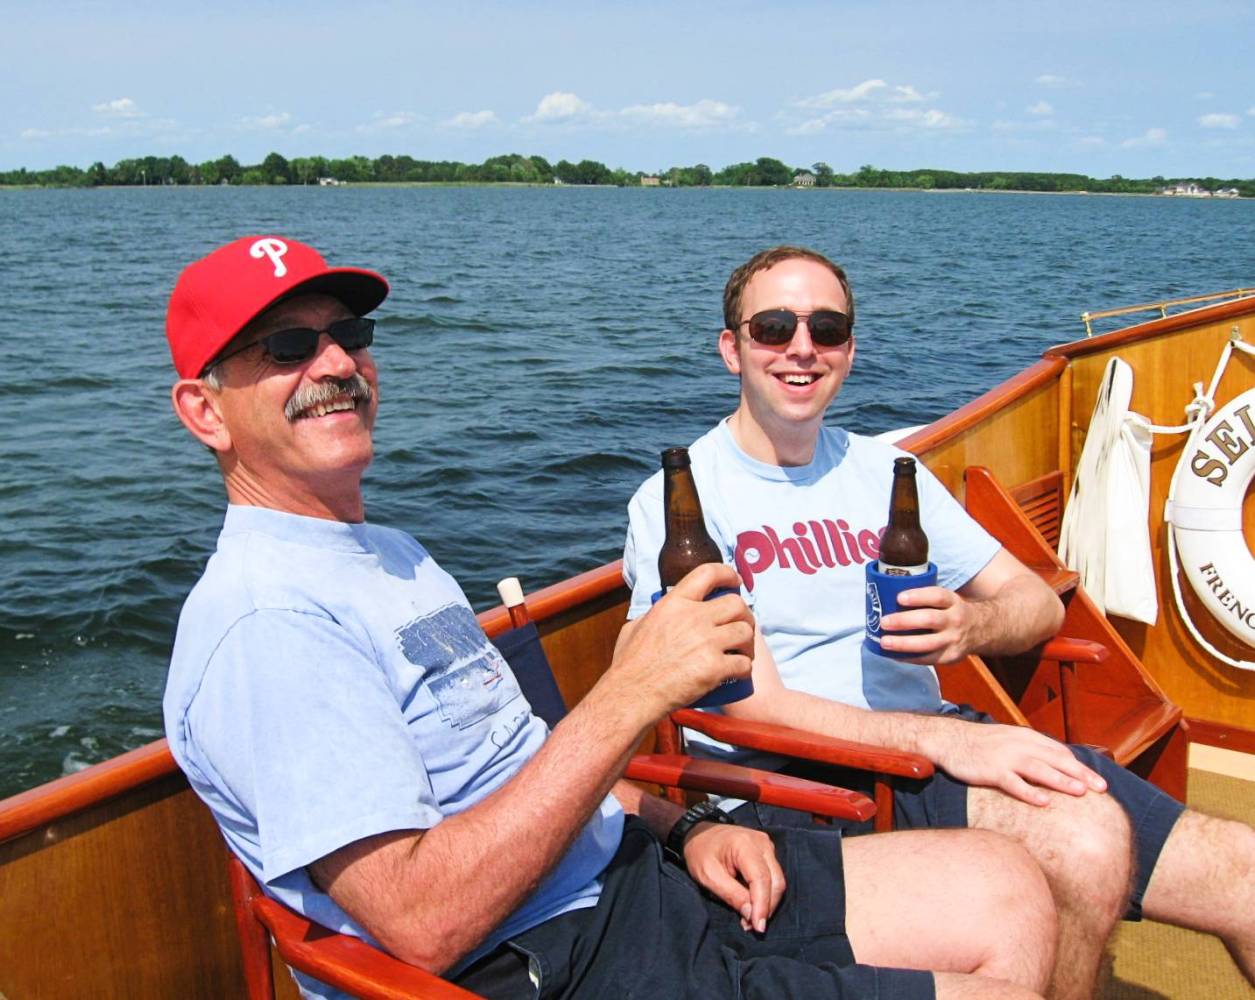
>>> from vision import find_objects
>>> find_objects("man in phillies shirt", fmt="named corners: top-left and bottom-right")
top-left (622, 245), bottom-right (1255, 1000)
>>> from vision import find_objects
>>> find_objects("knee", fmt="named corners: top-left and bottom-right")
top-left (966, 830), bottom-right (1058, 989)
top-left (1052, 793), bottom-right (1133, 911)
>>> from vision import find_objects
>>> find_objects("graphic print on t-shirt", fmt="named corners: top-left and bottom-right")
top-left (734, 517), bottom-right (884, 591)
top-left (395, 603), bottom-right (516, 729)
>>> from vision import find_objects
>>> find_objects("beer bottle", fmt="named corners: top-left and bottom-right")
top-left (656, 447), bottom-right (753, 706)
top-left (658, 447), bottom-right (723, 589)
top-left (878, 457), bottom-right (930, 576)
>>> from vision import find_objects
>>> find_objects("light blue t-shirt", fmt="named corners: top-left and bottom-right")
top-left (624, 421), bottom-right (1000, 743)
top-left (164, 505), bottom-right (622, 999)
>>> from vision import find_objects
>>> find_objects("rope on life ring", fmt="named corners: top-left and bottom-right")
top-left (1164, 370), bottom-right (1255, 670)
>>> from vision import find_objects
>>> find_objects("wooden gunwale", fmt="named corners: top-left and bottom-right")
top-left (896, 357), bottom-right (1066, 456)
top-left (1048, 295), bottom-right (1255, 359)
top-left (0, 561), bottom-right (629, 837)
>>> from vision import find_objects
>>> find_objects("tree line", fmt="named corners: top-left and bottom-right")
top-left (2, 151), bottom-right (1251, 197)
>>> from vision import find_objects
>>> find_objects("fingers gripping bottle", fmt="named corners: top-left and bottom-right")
top-left (656, 447), bottom-right (754, 707)
top-left (865, 457), bottom-right (939, 657)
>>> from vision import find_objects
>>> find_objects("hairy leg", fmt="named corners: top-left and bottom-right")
top-left (843, 828), bottom-right (1055, 994)
top-left (968, 784), bottom-right (1132, 1000)
top-left (1140, 808), bottom-right (1255, 983)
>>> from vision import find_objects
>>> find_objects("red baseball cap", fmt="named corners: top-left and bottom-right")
top-left (165, 235), bottom-right (390, 378)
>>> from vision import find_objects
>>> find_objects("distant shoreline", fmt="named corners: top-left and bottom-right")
top-left (2, 181), bottom-right (1245, 199)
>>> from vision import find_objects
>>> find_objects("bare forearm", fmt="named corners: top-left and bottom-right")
top-left (324, 684), bottom-right (651, 972)
top-left (961, 573), bottom-right (1063, 657)
top-left (727, 683), bottom-right (955, 759)
top-left (612, 778), bottom-right (684, 841)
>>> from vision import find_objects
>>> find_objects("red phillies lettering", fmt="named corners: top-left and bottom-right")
top-left (736, 517), bottom-right (885, 590)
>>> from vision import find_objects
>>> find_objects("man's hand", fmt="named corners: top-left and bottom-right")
top-left (683, 822), bottom-right (785, 934)
top-left (878, 584), bottom-right (976, 664)
top-left (609, 563), bottom-right (755, 721)
top-left (923, 718), bottom-right (1108, 806)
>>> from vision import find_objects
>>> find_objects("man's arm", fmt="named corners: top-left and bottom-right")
top-left (726, 614), bottom-right (1106, 808)
top-left (879, 548), bottom-right (1065, 664)
top-left (610, 780), bottom-right (784, 934)
top-left (309, 565), bottom-right (754, 975)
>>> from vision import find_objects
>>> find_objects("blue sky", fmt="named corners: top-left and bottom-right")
top-left (5, 0), bottom-right (1254, 177)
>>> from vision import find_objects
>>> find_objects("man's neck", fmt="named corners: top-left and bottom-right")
top-left (726, 408), bottom-right (821, 468)
top-left (222, 468), bottom-right (367, 523)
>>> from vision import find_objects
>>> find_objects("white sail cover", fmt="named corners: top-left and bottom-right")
top-left (1059, 357), bottom-right (1159, 624)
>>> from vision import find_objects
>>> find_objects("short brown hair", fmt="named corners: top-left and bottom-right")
top-left (722, 246), bottom-right (855, 333)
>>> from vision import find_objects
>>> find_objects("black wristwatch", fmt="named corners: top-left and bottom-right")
top-left (664, 800), bottom-right (735, 866)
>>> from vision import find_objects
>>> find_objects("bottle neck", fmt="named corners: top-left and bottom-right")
top-left (663, 466), bottom-right (706, 533)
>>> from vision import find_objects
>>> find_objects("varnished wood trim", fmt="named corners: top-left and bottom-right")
top-left (624, 755), bottom-right (875, 822)
top-left (477, 561), bottom-right (626, 637)
top-left (1185, 718), bottom-right (1255, 755)
top-left (0, 739), bottom-right (177, 845)
top-left (897, 358), bottom-right (1066, 456)
top-left (670, 708), bottom-right (934, 778)
top-left (1046, 296), bottom-right (1255, 360)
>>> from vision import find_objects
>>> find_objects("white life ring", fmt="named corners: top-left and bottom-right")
top-left (1165, 386), bottom-right (1255, 651)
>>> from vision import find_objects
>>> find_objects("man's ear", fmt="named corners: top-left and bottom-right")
top-left (171, 379), bottom-right (232, 452)
top-left (717, 328), bottom-right (742, 376)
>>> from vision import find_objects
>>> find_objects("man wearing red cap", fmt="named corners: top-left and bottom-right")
top-left (162, 235), bottom-right (1058, 1000)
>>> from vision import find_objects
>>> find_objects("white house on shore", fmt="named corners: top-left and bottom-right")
top-left (792, 172), bottom-right (817, 188)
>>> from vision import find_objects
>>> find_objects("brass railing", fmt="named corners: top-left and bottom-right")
top-left (1081, 289), bottom-right (1255, 336)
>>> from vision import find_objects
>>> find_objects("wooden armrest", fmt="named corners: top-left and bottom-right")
top-left (1103, 702), bottom-right (1185, 766)
top-left (625, 753), bottom-right (875, 822)
top-left (1040, 637), bottom-right (1109, 664)
top-left (670, 709), bottom-right (934, 779)
top-left (1034, 566), bottom-right (1081, 595)
top-left (252, 897), bottom-right (482, 1000)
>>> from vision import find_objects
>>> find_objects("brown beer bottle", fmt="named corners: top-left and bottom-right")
top-left (656, 447), bottom-right (753, 706)
top-left (878, 457), bottom-right (930, 576)
top-left (658, 447), bottom-right (723, 589)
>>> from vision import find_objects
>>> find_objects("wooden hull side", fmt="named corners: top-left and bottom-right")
top-left (0, 566), bottom-right (632, 1000)
top-left (1050, 305), bottom-right (1255, 734)
top-left (0, 770), bottom-right (246, 999)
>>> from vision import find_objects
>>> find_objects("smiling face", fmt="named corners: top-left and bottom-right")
top-left (177, 292), bottom-right (380, 521)
top-left (718, 257), bottom-right (855, 466)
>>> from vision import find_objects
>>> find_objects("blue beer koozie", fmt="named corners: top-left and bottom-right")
top-left (651, 587), bottom-right (755, 707)
top-left (863, 562), bottom-right (939, 660)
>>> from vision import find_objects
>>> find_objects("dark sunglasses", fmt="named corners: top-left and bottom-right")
top-left (208, 317), bottom-right (375, 371)
top-left (740, 309), bottom-right (851, 347)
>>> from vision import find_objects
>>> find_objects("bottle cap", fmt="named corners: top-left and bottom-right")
top-left (496, 577), bottom-right (525, 608)
top-left (661, 447), bottom-right (691, 470)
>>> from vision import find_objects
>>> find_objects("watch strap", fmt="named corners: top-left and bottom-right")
top-left (664, 800), bottom-right (735, 865)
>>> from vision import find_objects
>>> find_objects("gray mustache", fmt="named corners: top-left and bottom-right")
top-left (284, 375), bottom-right (373, 422)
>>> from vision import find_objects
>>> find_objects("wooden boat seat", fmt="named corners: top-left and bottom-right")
top-left (955, 466), bottom-right (1188, 800)
top-left (225, 584), bottom-right (876, 999)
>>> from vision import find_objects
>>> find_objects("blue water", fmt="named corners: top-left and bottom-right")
top-left (2, 185), bottom-right (1252, 797)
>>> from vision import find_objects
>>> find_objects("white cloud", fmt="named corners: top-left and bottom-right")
top-left (619, 99), bottom-right (739, 128)
top-left (528, 92), bottom-right (593, 122)
top-left (358, 111), bottom-right (418, 132)
top-left (444, 110), bottom-right (500, 129)
top-left (20, 127), bottom-right (53, 139)
top-left (1027, 100), bottom-right (1054, 116)
top-left (785, 81), bottom-right (961, 135)
top-left (889, 85), bottom-right (930, 103)
top-left (241, 111), bottom-right (292, 130)
top-left (1122, 127), bottom-right (1167, 148)
top-left (794, 79), bottom-right (887, 109)
top-left (1035, 74), bottom-right (1077, 88)
top-left (1198, 112), bottom-right (1240, 129)
top-left (92, 97), bottom-right (142, 118)
top-left (884, 107), bottom-right (963, 129)
top-left (1195, 91), bottom-right (1215, 100)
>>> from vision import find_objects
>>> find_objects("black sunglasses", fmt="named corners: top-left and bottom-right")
top-left (208, 317), bottom-right (375, 372)
top-left (740, 309), bottom-right (851, 347)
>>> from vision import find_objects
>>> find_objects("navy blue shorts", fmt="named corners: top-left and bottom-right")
top-left (456, 817), bottom-right (935, 999)
top-left (731, 708), bottom-right (1185, 921)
